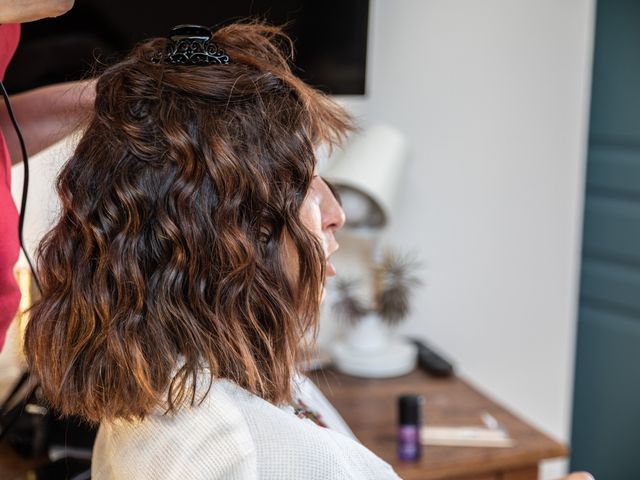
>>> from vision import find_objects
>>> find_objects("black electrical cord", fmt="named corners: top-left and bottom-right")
top-left (0, 79), bottom-right (42, 293)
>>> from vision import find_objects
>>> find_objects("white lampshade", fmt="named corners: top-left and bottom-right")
top-left (323, 124), bottom-right (408, 229)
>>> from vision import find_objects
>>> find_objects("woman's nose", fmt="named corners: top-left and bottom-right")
top-left (323, 190), bottom-right (346, 232)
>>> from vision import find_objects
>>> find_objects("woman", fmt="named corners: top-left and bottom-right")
top-left (24, 22), bottom-right (400, 479)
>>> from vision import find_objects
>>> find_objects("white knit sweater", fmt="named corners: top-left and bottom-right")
top-left (92, 375), bottom-right (400, 479)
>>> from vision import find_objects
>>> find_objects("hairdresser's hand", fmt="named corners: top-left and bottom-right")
top-left (0, 0), bottom-right (74, 24)
top-left (558, 472), bottom-right (595, 480)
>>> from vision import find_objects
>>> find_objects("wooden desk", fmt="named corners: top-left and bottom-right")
top-left (309, 368), bottom-right (567, 480)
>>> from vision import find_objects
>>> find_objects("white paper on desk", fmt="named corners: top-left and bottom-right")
top-left (421, 426), bottom-right (516, 448)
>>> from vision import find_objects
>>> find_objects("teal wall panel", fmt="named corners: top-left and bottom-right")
top-left (572, 307), bottom-right (640, 479)
top-left (587, 145), bottom-right (640, 196)
top-left (581, 258), bottom-right (640, 314)
top-left (589, 2), bottom-right (640, 143)
top-left (582, 196), bottom-right (640, 261)
top-left (571, 0), bottom-right (640, 477)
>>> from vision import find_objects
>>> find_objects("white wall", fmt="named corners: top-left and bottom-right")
top-left (327, 1), bottom-right (595, 477)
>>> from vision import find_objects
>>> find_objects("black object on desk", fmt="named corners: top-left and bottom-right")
top-left (407, 337), bottom-right (455, 377)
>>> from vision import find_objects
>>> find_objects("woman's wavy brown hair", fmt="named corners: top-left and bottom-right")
top-left (24, 22), bottom-right (352, 423)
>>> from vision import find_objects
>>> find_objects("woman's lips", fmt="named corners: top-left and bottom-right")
top-left (326, 261), bottom-right (337, 277)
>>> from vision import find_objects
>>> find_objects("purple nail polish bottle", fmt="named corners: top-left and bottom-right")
top-left (397, 394), bottom-right (423, 461)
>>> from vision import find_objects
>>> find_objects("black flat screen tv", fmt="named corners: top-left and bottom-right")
top-left (4, 0), bottom-right (369, 96)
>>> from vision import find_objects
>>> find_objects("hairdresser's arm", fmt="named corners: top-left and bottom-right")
top-left (559, 473), bottom-right (595, 480)
top-left (0, 79), bottom-right (95, 165)
top-left (0, 0), bottom-right (74, 23)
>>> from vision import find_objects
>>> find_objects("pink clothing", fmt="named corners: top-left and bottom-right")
top-left (0, 23), bottom-right (21, 351)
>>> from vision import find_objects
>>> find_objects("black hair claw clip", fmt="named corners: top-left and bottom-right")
top-left (151, 25), bottom-right (231, 65)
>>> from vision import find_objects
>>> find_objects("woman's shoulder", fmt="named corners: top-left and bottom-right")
top-left (92, 380), bottom-right (257, 479)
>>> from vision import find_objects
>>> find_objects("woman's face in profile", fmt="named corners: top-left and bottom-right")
top-left (300, 176), bottom-right (345, 274)
top-left (286, 175), bottom-right (345, 299)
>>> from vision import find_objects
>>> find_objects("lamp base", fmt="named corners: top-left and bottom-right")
top-left (332, 338), bottom-right (417, 378)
